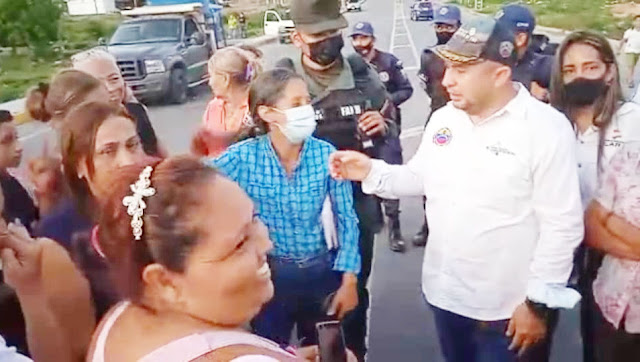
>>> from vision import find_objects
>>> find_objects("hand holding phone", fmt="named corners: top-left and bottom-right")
top-left (316, 320), bottom-right (347, 362)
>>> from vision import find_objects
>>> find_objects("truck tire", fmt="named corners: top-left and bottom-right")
top-left (168, 68), bottom-right (187, 104)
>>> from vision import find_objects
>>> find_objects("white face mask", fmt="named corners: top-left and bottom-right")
top-left (273, 104), bottom-right (317, 144)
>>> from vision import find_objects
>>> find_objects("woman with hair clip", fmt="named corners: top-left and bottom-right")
top-left (550, 30), bottom-right (640, 362)
top-left (192, 46), bottom-right (262, 157)
top-left (206, 69), bottom-right (360, 349)
top-left (86, 157), bottom-right (356, 361)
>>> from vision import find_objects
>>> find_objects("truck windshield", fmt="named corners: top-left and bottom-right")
top-left (110, 19), bottom-right (181, 45)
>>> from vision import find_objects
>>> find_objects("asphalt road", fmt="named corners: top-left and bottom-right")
top-left (15, 0), bottom-right (583, 361)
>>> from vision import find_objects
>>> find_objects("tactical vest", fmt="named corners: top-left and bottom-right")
top-left (313, 88), bottom-right (373, 154)
top-left (278, 54), bottom-right (389, 158)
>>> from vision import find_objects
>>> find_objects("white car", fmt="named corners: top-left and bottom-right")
top-left (263, 10), bottom-right (295, 43)
top-left (346, 0), bottom-right (362, 12)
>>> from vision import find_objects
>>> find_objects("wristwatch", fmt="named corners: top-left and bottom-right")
top-left (525, 298), bottom-right (554, 322)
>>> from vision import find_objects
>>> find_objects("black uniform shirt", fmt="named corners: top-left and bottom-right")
top-left (418, 48), bottom-right (449, 113)
top-left (512, 49), bottom-right (554, 90)
top-left (369, 50), bottom-right (413, 108)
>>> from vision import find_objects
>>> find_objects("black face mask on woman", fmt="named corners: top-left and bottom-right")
top-left (564, 77), bottom-right (609, 106)
top-left (308, 34), bottom-right (345, 66)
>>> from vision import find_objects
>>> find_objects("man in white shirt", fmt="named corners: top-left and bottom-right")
top-left (329, 16), bottom-right (583, 362)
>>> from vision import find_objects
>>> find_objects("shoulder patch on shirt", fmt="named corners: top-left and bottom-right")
top-left (433, 127), bottom-right (452, 146)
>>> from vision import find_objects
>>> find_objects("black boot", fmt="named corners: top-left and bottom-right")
top-left (388, 217), bottom-right (406, 253)
top-left (412, 221), bottom-right (429, 247)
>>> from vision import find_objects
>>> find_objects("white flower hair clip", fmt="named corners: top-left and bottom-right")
top-left (122, 166), bottom-right (156, 240)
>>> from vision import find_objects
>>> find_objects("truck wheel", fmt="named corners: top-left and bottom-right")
top-left (168, 68), bottom-right (187, 104)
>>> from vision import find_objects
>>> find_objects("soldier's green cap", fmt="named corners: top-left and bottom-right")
top-left (290, 0), bottom-right (348, 35)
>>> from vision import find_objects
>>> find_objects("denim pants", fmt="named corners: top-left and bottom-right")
top-left (251, 252), bottom-right (341, 347)
top-left (430, 304), bottom-right (558, 362)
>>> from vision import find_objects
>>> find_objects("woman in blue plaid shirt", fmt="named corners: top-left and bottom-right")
top-left (206, 69), bottom-right (361, 348)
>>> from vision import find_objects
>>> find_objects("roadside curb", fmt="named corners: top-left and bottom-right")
top-left (3, 34), bottom-right (278, 127)
top-left (0, 99), bottom-right (31, 126)
top-left (239, 34), bottom-right (277, 47)
top-left (457, 5), bottom-right (621, 47)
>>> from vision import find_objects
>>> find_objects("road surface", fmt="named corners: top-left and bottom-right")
top-left (15, 0), bottom-right (583, 361)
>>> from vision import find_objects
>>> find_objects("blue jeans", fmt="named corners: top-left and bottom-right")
top-left (430, 304), bottom-right (556, 362)
top-left (251, 252), bottom-right (341, 347)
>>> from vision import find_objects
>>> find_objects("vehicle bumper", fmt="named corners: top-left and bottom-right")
top-left (126, 72), bottom-right (171, 100)
top-left (279, 28), bottom-right (294, 43)
top-left (414, 11), bottom-right (433, 19)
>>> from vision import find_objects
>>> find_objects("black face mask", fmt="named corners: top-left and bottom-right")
top-left (436, 31), bottom-right (455, 45)
top-left (308, 35), bottom-right (344, 66)
top-left (354, 44), bottom-right (373, 57)
top-left (564, 77), bottom-right (608, 106)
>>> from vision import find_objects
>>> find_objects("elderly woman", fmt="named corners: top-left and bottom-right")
top-left (71, 49), bottom-right (162, 156)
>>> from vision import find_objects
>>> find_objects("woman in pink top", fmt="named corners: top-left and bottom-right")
top-left (194, 47), bottom-right (262, 157)
top-left (585, 142), bottom-right (640, 361)
top-left (86, 157), bottom-right (349, 361)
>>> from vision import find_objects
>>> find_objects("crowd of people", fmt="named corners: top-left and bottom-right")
top-left (0, 0), bottom-right (639, 361)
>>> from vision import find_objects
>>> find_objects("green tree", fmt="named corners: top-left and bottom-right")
top-left (0, 0), bottom-right (64, 58)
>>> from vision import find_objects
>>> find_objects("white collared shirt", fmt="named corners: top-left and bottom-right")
top-left (363, 85), bottom-right (584, 320)
top-left (576, 102), bottom-right (640, 209)
top-left (0, 336), bottom-right (31, 362)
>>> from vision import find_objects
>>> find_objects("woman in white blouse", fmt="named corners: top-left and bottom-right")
top-left (551, 30), bottom-right (640, 362)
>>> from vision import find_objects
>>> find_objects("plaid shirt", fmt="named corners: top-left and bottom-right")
top-left (206, 135), bottom-right (361, 274)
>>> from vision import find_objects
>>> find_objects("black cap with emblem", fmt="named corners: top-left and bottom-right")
top-left (290, 0), bottom-right (348, 35)
top-left (433, 16), bottom-right (517, 67)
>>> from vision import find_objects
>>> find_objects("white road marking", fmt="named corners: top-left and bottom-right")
top-left (400, 125), bottom-right (425, 140)
top-left (19, 127), bottom-right (52, 142)
top-left (389, 0), bottom-right (420, 68)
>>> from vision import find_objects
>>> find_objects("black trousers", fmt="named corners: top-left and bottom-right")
top-left (342, 223), bottom-right (375, 361)
top-left (592, 302), bottom-right (640, 362)
top-left (576, 245), bottom-right (604, 362)
top-left (382, 199), bottom-right (400, 219)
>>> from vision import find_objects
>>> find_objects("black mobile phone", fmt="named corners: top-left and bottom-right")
top-left (316, 320), bottom-right (347, 362)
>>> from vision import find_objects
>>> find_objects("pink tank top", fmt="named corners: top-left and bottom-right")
top-left (90, 302), bottom-right (296, 362)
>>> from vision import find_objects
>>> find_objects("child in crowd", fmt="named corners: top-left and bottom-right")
top-left (193, 46), bottom-right (262, 157)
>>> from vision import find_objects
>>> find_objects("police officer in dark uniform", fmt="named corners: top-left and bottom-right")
top-left (350, 21), bottom-right (413, 253)
top-left (414, 4), bottom-right (461, 247)
top-left (277, 0), bottom-right (394, 360)
top-left (495, 4), bottom-right (554, 102)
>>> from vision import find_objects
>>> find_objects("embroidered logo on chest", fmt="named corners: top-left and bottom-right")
top-left (486, 142), bottom-right (515, 156)
top-left (379, 71), bottom-right (390, 82)
top-left (433, 127), bottom-right (452, 146)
